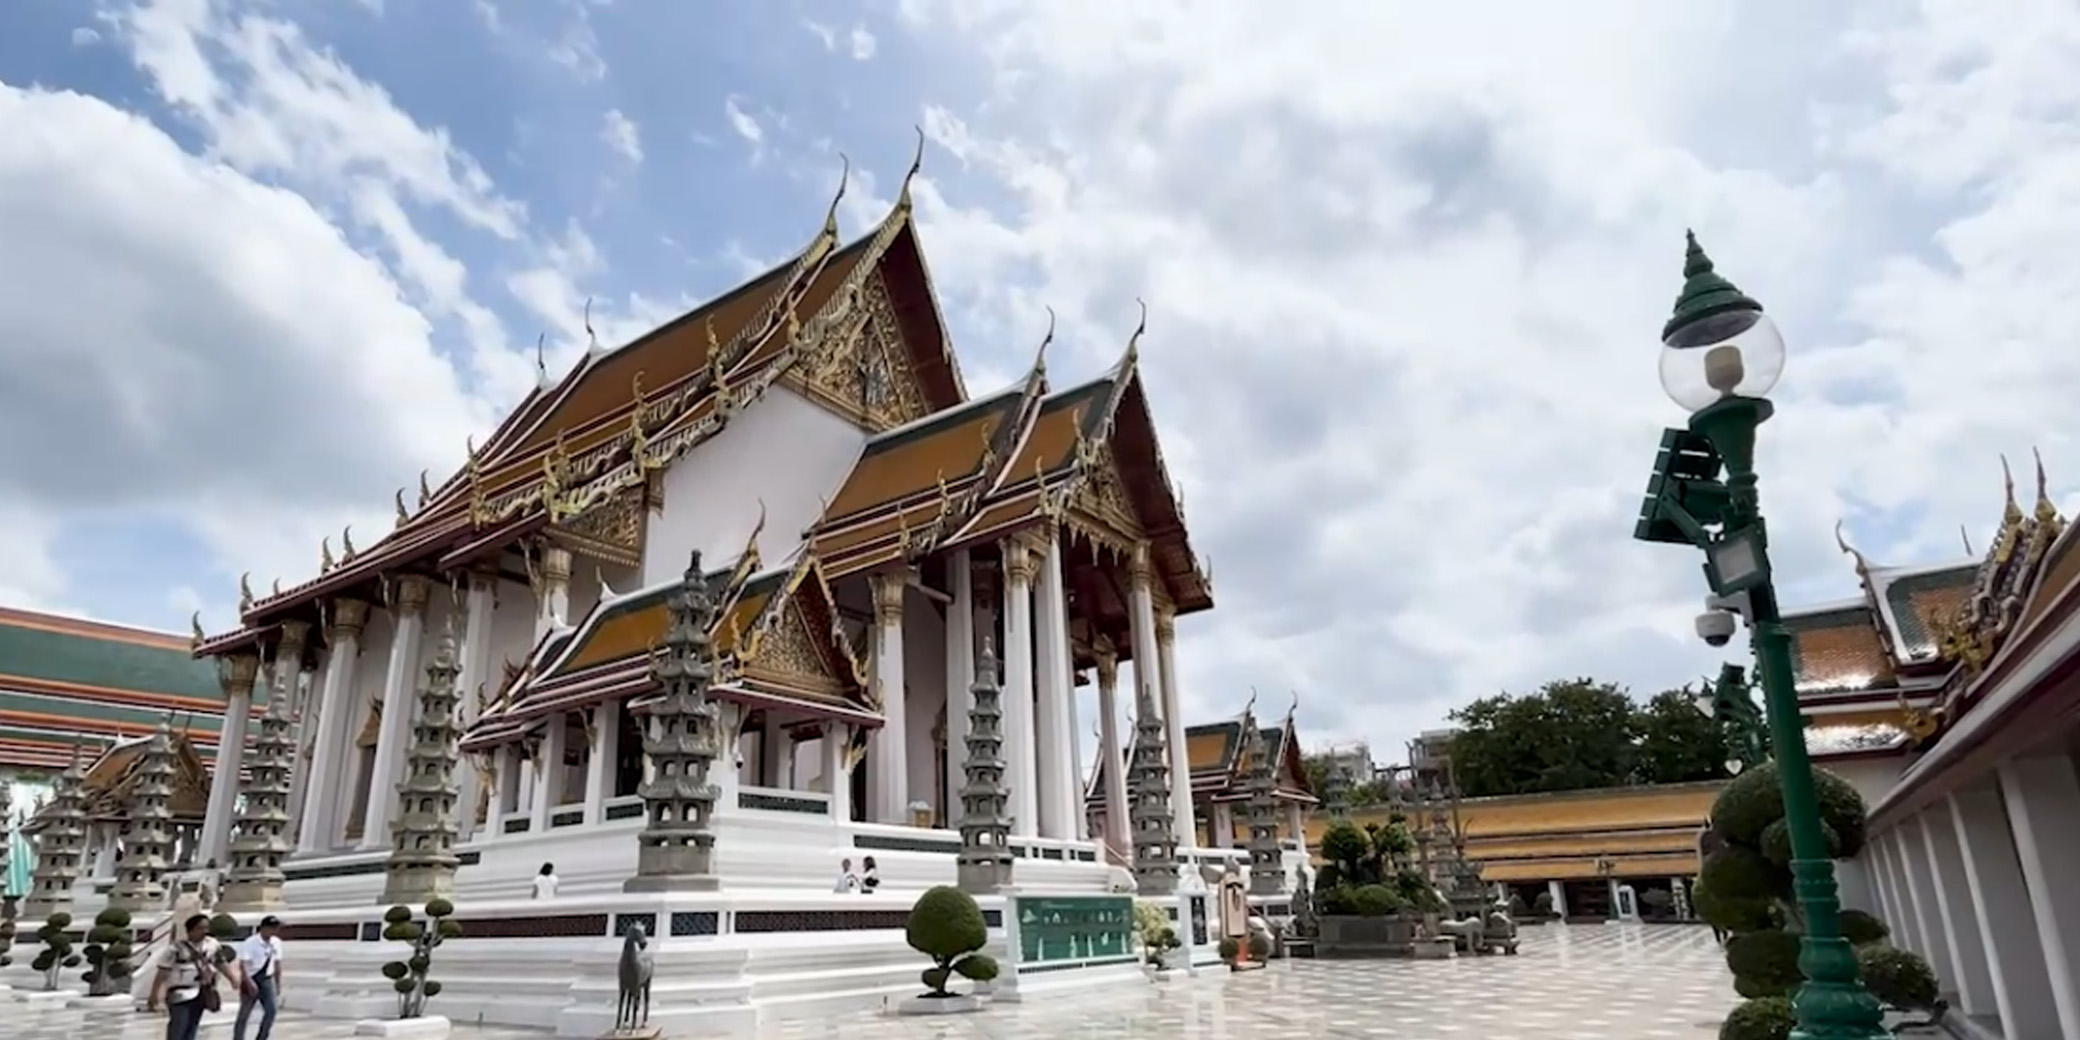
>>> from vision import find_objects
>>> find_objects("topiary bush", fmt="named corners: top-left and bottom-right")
top-left (1699, 845), bottom-right (1785, 904)
top-left (1719, 996), bottom-right (1795, 1040)
top-left (1531, 891), bottom-right (1554, 918)
top-left (1133, 900), bottom-right (1179, 969)
top-left (1216, 936), bottom-right (1240, 965)
top-left (1246, 932), bottom-right (1272, 960)
top-left (30, 911), bottom-right (80, 991)
top-left (904, 886), bottom-right (997, 998)
top-left (0, 900), bottom-right (17, 968)
top-left (381, 898), bottom-right (460, 1019)
top-left (1724, 929), bottom-right (1802, 999)
top-left (1348, 884), bottom-right (1404, 918)
top-left (1692, 877), bottom-right (1776, 933)
top-left (1859, 944), bottom-right (1940, 1011)
top-left (1710, 761), bottom-right (1867, 859)
top-left (1838, 909), bottom-right (1888, 948)
top-left (209, 914), bottom-right (242, 967)
top-left (81, 908), bottom-right (135, 997)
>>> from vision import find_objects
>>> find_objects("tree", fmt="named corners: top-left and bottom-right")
top-left (1448, 679), bottom-right (1640, 797)
top-left (1299, 752), bottom-right (1391, 807)
top-left (1636, 687), bottom-right (1733, 785)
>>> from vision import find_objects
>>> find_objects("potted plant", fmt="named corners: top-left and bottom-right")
top-left (899, 886), bottom-right (998, 1014)
top-left (79, 908), bottom-right (136, 999)
top-left (1134, 900), bottom-right (1183, 975)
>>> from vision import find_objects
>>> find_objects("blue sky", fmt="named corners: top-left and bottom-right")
top-left (4, 0), bottom-right (2079, 762)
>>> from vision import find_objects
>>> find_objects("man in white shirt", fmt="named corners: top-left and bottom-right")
top-left (232, 915), bottom-right (284, 1040)
top-left (533, 862), bottom-right (560, 899)
top-left (833, 857), bottom-right (860, 893)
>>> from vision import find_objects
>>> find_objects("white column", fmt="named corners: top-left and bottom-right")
top-left (200, 652), bottom-right (260, 866)
top-left (454, 575), bottom-right (497, 840)
top-left (531, 715), bottom-right (569, 833)
top-left (1212, 803), bottom-right (1236, 848)
top-left (1286, 801), bottom-right (1308, 856)
top-left (1921, 803), bottom-right (1996, 1017)
top-left (491, 744), bottom-right (519, 835)
top-left (942, 550), bottom-right (974, 826)
top-left (534, 545), bottom-right (572, 641)
top-left (1896, 816), bottom-right (1957, 993)
top-left (1866, 846), bottom-right (1898, 936)
top-left (1033, 531), bottom-right (1075, 839)
top-left (584, 701), bottom-right (620, 824)
top-left (1000, 539), bottom-right (1040, 837)
top-left (760, 719), bottom-right (788, 787)
top-left (360, 576), bottom-right (431, 849)
top-left (1094, 639), bottom-right (1129, 858)
top-left (297, 600), bottom-right (366, 853)
top-left (91, 826), bottom-right (118, 877)
top-left (1999, 751), bottom-right (2080, 1039)
top-left (867, 571), bottom-right (909, 824)
top-left (1879, 832), bottom-right (1925, 954)
top-left (1547, 879), bottom-right (1568, 918)
top-left (823, 725), bottom-right (854, 824)
top-left (1952, 783), bottom-right (2064, 1040)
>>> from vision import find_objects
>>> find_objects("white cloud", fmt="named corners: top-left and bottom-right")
top-left (723, 96), bottom-right (763, 146)
top-left (601, 107), bottom-right (642, 164)
top-left (849, 26), bottom-right (878, 61)
top-left (71, 27), bottom-right (102, 47)
top-left (879, 0), bottom-right (2080, 757)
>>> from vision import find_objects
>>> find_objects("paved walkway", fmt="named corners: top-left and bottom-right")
top-left (11, 923), bottom-right (1736, 1039)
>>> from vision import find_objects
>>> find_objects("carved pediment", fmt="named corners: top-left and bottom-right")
top-left (740, 600), bottom-right (847, 699)
top-left (787, 275), bottom-right (931, 433)
top-left (549, 485), bottom-right (646, 568)
top-left (1068, 446), bottom-right (1144, 549)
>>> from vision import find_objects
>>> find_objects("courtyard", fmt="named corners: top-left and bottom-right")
top-left (13, 923), bottom-right (1737, 1040)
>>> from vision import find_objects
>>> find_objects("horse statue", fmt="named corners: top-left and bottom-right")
top-left (613, 922), bottom-right (655, 1035)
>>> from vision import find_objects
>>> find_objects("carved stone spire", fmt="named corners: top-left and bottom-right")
top-left (1241, 715), bottom-right (1286, 897)
top-left (221, 686), bottom-right (296, 911)
top-left (24, 747), bottom-right (87, 918)
top-left (625, 551), bottom-right (722, 892)
top-left (0, 778), bottom-right (11, 888)
top-left (1126, 674), bottom-right (1178, 896)
top-left (381, 624), bottom-right (464, 905)
top-left (955, 637), bottom-right (1013, 894)
top-left (108, 722), bottom-right (177, 912)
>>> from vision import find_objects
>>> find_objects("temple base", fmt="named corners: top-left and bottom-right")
top-left (621, 873), bottom-right (721, 893)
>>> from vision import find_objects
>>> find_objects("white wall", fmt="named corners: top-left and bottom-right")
top-left (1827, 755), bottom-right (1910, 813)
top-left (641, 387), bottom-right (867, 584)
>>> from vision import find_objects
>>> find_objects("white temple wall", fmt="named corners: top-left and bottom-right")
top-left (1827, 756), bottom-right (1909, 811)
top-left (640, 386), bottom-right (867, 584)
top-left (901, 589), bottom-right (949, 817)
top-left (483, 576), bottom-right (540, 679)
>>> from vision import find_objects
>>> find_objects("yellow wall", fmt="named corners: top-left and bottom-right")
top-left (1307, 780), bottom-right (1723, 883)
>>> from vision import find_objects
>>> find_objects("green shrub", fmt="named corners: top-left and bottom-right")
top-left (1719, 996), bottom-right (1795, 1040)
top-left (1531, 891), bottom-right (1554, 916)
top-left (905, 886), bottom-right (993, 998)
top-left (30, 911), bottom-right (79, 991)
top-left (81, 908), bottom-right (135, 996)
top-left (1216, 936), bottom-right (1240, 964)
top-left (1373, 822), bottom-right (1414, 858)
top-left (1710, 760), bottom-right (1868, 857)
top-left (1725, 929), bottom-right (1802, 999)
top-left (380, 900), bottom-right (460, 1019)
top-left (1838, 909), bottom-right (1888, 948)
top-left (1246, 932), bottom-right (1271, 959)
top-left (1860, 945), bottom-right (1940, 1010)
top-left (1693, 877), bottom-right (1777, 932)
top-left (1313, 863), bottom-right (1344, 892)
top-left (209, 914), bottom-right (242, 966)
top-left (1320, 823), bottom-right (1370, 876)
top-left (1700, 845), bottom-right (1785, 904)
top-left (0, 907), bottom-right (16, 967)
top-left (1349, 884), bottom-right (1403, 918)
top-left (1759, 817), bottom-right (1841, 867)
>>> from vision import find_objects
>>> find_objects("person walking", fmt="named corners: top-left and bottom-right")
top-left (233, 915), bottom-right (284, 1040)
top-left (148, 913), bottom-right (223, 1040)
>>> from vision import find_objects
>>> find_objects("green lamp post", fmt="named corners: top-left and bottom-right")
top-left (1637, 232), bottom-right (1886, 1040)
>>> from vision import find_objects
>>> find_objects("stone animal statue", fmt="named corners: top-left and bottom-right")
top-left (614, 922), bottom-right (654, 1033)
top-left (1482, 900), bottom-right (1520, 955)
top-left (1433, 915), bottom-right (1487, 953)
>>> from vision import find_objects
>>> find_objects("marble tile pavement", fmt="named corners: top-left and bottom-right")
top-left (7, 922), bottom-right (1739, 1039)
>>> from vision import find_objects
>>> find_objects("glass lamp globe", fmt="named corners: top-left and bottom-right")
top-left (1658, 307), bottom-right (1786, 414)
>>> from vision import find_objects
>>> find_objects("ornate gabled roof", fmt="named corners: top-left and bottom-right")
top-left (942, 332), bottom-right (1213, 617)
top-left (0, 607), bottom-right (238, 772)
top-left (73, 728), bottom-right (214, 822)
top-left (1783, 601), bottom-right (1897, 697)
top-left (1083, 700), bottom-right (1315, 808)
top-left (458, 547), bottom-right (873, 753)
top-left (203, 161), bottom-right (966, 654)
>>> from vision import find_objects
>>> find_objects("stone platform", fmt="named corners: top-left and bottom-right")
top-left (14, 923), bottom-right (1739, 1039)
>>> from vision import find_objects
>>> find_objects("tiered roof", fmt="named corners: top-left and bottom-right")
top-left (1783, 453), bottom-right (2072, 756)
top-left (0, 607), bottom-right (236, 772)
top-left (199, 165), bottom-right (967, 659)
top-left (1086, 699), bottom-right (1315, 812)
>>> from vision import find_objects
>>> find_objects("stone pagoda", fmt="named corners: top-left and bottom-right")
top-left (0, 779), bottom-right (11, 888)
top-left (1241, 715), bottom-right (1286, 897)
top-left (625, 551), bottom-right (723, 893)
top-left (955, 637), bottom-right (1014, 894)
top-left (26, 749), bottom-right (87, 918)
top-left (1126, 677), bottom-right (1179, 896)
top-left (381, 624), bottom-right (465, 905)
top-left (108, 722), bottom-right (178, 912)
top-left (221, 687), bottom-right (297, 911)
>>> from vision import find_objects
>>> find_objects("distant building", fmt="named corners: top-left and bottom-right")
top-left (1319, 742), bottom-right (1373, 783)
top-left (1406, 727), bottom-right (1458, 787)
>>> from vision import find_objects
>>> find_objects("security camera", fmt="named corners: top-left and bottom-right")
top-left (1696, 609), bottom-right (1738, 648)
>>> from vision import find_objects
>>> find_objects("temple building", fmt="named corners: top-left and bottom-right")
top-left (1085, 699), bottom-right (1317, 858)
top-left (169, 165), bottom-right (1219, 893)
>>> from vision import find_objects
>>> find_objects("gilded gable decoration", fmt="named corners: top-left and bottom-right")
top-left (1934, 452), bottom-right (2070, 680)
